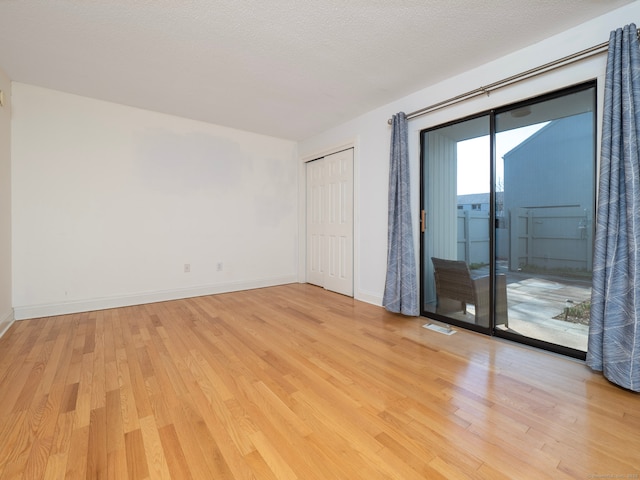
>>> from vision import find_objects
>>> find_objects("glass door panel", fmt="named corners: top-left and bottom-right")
top-left (422, 115), bottom-right (492, 330)
top-left (494, 85), bottom-right (596, 354)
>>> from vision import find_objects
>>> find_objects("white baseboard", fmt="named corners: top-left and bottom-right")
top-left (13, 275), bottom-right (297, 320)
top-left (0, 309), bottom-right (15, 338)
top-left (355, 289), bottom-right (383, 307)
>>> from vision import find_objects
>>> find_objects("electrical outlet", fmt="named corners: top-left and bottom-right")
top-left (216, 262), bottom-right (223, 271)
top-left (184, 263), bottom-right (190, 273)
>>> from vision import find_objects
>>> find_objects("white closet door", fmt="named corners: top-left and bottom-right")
top-left (323, 149), bottom-right (353, 296)
top-left (306, 159), bottom-right (326, 287)
top-left (306, 149), bottom-right (353, 296)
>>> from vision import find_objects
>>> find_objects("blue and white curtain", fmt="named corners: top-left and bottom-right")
top-left (383, 112), bottom-right (419, 316)
top-left (587, 23), bottom-right (640, 392)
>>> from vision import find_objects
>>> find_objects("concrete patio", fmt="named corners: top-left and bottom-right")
top-left (498, 271), bottom-right (590, 351)
top-left (426, 265), bottom-right (591, 352)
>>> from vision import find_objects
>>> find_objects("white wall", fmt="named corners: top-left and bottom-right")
top-left (0, 67), bottom-right (12, 335)
top-left (12, 84), bottom-right (298, 319)
top-left (299, 3), bottom-right (640, 307)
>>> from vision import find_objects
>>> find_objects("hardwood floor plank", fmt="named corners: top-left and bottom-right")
top-left (114, 347), bottom-right (140, 434)
top-left (173, 399), bottom-right (235, 479)
top-left (43, 452), bottom-right (68, 480)
top-left (73, 353), bottom-right (94, 430)
top-left (374, 431), bottom-right (442, 479)
top-left (139, 415), bottom-right (171, 480)
top-left (157, 424), bottom-right (192, 480)
top-left (47, 410), bottom-right (74, 469)
top-left (11, 358), bottom-right (48, 414)
top-left (86, 406), bottom-right (108, 479)
top-left (249, 430), bottom-right (299, 480)
top-left (89, 312), bottom-right (106, 411)
top-left (243, 450), bottom-right (279, 480)
top-left (106, 448), bottom-right (128, 480)
top-left (124, 428), bottom-right (148, 480)
top-left (17, 438), bottom-right (52, 480)
top-left (105, 389), bottom-right (124, 455)
top-left (0, 284), bottom-right (638, 479)
top-left (64, 425), bottom-right (89, 479)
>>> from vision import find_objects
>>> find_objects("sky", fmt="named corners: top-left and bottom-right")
top-left (457, 123), bottom-right (547, 195)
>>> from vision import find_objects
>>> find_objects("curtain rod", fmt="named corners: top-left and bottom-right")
top-left (387, 29), bottom-right (640, 125)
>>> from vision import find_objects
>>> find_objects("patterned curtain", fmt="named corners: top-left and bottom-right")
top-left (587, 23), bottom-right (640, 392)
top-left (383, 112), bottom-right (419, 316)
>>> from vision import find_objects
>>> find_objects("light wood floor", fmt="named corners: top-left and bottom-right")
top-left (0, 284), bottom-right (638, 479)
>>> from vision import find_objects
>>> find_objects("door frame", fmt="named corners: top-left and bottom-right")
top-left (418, 82), bottom-right (596, 360)
top-left (300, 141), bottom-right (357, 297)
top-left (419, 111), bottom-right (494, 336)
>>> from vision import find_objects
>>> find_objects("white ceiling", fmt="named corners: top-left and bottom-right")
top-left (0, 1), bottom-right (635, 140)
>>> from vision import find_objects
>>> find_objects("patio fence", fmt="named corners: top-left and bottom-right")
top-left (457, 211), bottom-right (492, 266)
top-left (509, 206), bottom-right (592, 273)
top-left (457, 207), bottom-right (592, 273)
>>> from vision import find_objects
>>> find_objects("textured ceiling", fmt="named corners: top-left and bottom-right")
top-left (0, 1), bottom-right (635, 140)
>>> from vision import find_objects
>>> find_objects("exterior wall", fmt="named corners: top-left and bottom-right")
top-left (504, 113), bottom-right (595, 272)
top-left (457, 193), bottom-right (491, 212)
top-left (504, 113), bottom-right (594, 213)
top-left (12, 84), bottom-right (298, 319)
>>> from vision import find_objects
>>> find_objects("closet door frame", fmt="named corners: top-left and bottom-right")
top-left (305, 147), bottom-right (354, 297)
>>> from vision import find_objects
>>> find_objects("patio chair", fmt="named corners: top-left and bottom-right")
top-left (431, 257), bottom-right (508, 328)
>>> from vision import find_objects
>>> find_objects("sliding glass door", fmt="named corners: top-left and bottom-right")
top-left (494, 85), bottom-right (596, 355)
top-left (421, 82), bottom-right (596, 358)
top-left (421, 114), bottom-right (492, 332)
